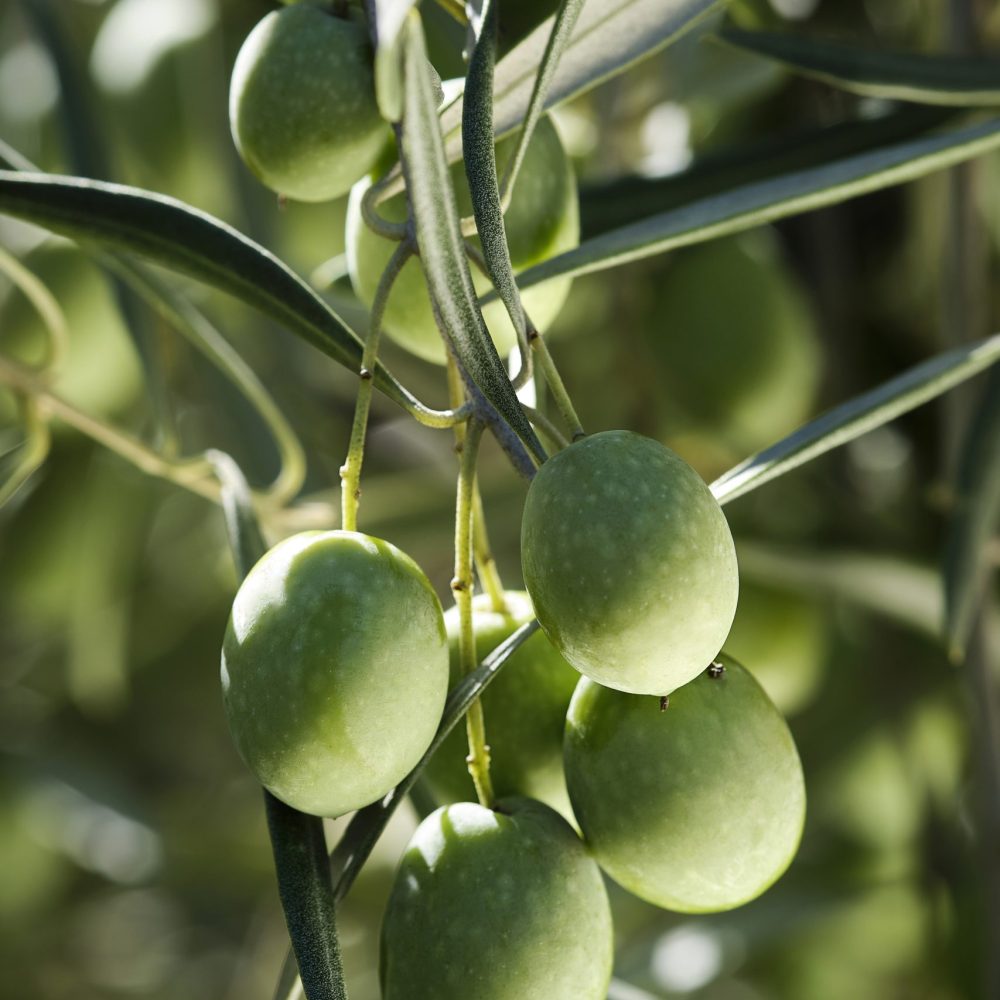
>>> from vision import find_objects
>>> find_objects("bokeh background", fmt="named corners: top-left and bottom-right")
top-left (1, 0), bottom-right (999, 998)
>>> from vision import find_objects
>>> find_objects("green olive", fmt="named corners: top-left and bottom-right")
top-left (221, 530), bottom-right (448, 817)
top-left (346, 115), bottom-right (579, 363)
top-left (423, 592), bottom-right (579, 818)
top-left (564, 658), bottom-right (806, 913)
top-left (229, 6), bottom-right (388, 202)
top-left (521, 430), bottom-right (739, 695)
top-left (380, 797), bottom-right (613, 999)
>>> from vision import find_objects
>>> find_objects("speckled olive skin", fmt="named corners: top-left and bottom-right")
top-left (221, 531), bottom-right (448, 817)
top-left (521, 430), bottom-right (739, 695)
top-left (347, 115), bottom-right (579, 364)
top-left (564, 658), bottom-right (806, 913)
top-left (229, 7), bottom-right (387, 202)
top-left (380, 798), bottom-right (612, 999)
top-left (423, 593), bottom-right (579, 818)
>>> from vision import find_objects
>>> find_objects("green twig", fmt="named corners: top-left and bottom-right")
top-left (452, 417), bottom-right (494, 806)
top-left (531, 332), bottom-right (584, 440)
top-left (340, 239), bottom-right (413, 531)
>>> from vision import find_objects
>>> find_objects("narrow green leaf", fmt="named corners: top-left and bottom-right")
top-left (711, 334), bottom-right (1000, 505)
top-left (944, 367), bottom-right (1000, 660)
top-left (462, 0), bottom-right (527, 338)
top-left (441, 0), bottom-right (724, 146)
top-left (510, 117), bottom-right (1000, 293)
top-left (580, 105), bottom-right (956, 238)
top-left (497, 0), bottom-right (587, 196)
top-left (719, 26), bottom-right (1000, 106)
top-left (372, 0), bottom-right (418, 122)
top-left (399, 15), bottom-right (545, 465)
top-left (211, 453), bottom-right (348, 1000)
top-left (0, 170), bottom-right (424, 414)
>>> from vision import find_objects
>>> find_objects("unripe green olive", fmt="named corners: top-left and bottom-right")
top-left (380, 797), bottom-right (613, 999)
top-left (346, 115), bottom-right (579, 363)
top-left (564, 658), bottom-right (806, 913)
top-left (521, 430), bottom-right (739, 696)
top-left (423, 592), bottom-right (579, 818)
top-left (229, 6), bottom-right (388, 202)
top-left (220, 530), bottom-right (448, 817)
top-left (647, 231), bottom-right (821, 454)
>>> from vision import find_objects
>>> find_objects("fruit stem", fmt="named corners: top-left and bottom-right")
top-left (521, 404), bottom-right (569, 451)
top-left (361, 176), bottom-right (407, 241)
top-left (447, 356), bottom-right (508, 613)
top-left (532, 332), bottom-right (585, 441)
top-left (340, 239), bottom-right (413, 532)
top-left (451, 415), bottom-right (495, 807)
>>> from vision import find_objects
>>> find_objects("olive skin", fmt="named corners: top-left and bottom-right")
top-left (423, 592), bottom-right (579, 818)
top-left (221, 531), bottom-right (448, 817)
top-left (380, 798), bottom-right (613, 1000)
top-left (521, 430), bottom-right (739, 696)
top-left (346, 115), bottom-right (578, 363)
top-left (229, 6), bottom-right (388, 202)
top-left (564, 658), bottom-right (806, 913)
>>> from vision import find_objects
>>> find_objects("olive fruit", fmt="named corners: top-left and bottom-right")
top-left (220, 530), bottom-right (448, 817)
top-left (346, 114), bottom-right (579, 363)
top-left (423, 592), bottom-right (579, 818)
top-left (380, 798), bottom-right (613, 999)
top-left (521, 430), bottom-right (739, 695)
top-left (229, 6), bottom-right (388, 202)
top-left (647, 231), bottom-right (820, 454)
top-left (564, 658), bottom-right (806, 913)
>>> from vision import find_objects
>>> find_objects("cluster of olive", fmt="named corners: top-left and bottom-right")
top-left (223, 5), bottom-right (806, 997)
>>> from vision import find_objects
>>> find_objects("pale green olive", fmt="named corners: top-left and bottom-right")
top-left (521, 430), bottom-right (739, 695)
top-left (380, 797), bottom-right (613, 999)
top-left (221, 530), bottom-right (448, 817)
top-left (229, 6), bottom-right (388, 202)
top-left (423, 592), bottom-right (579, 819)
top-left (564, 658), bottom-right (806, 912)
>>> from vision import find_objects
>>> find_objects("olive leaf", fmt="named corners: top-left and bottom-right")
top-left (579, 105), bottom-right (956, 238)
top-left (440, 0), bottom-right (724, 146)
top-left (0, 170), bottom-right (432, 418)
top-left (943, 368), bottom-right (1000, 660)
top-left (399, 14), bottom-right (545, 466)
top-left (718, 27), bottom-right (1000, 106)
top-left (507, 116), bottom-right (1000, 294)
top-left (462, 0), bottom-right (527, 339)
top-left (711, 334), bottom-right (1000, 505)
top-left (371, 0), bottom-right (418, 122)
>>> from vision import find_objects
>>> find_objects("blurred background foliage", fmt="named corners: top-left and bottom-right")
top-left (0, 0), bottom-right (998, 998)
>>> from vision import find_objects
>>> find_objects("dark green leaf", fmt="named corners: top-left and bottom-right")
top-left (509, 117), bottom-right (1000, 293)
top-left (944, 368), bottom-right (1000, 660)
top-left (719, 26), bottom-right (1000, 106)
top-left (0, 170), bottom-right (425, 415)
top-left (400, 16), bottom-right (544, 465)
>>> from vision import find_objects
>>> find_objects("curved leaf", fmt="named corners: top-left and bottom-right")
top-left (944, 367), bottom-right (1000, 660)
top-left (712, 334), bottom-right (1000, 505)
top-left (372, 0), bottom-right (418, 122)
top-left (719, 27), bottom-right (1000, 106)
top-left (509, 116), bottom-right (1000, 293)
top-left (400, 16), bottom-right (544, 466)
top-left (0, 170), bottom-right (422, 414)
top-left (441, 0), bottom-right (723, 145)
top-left (580, 105), bottom-right (956, 237)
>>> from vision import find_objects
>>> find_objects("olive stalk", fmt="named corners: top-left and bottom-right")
top-left (451, 415), bottom-right (495, 806)
top-left (339, 239), bottom-right (413, 531)
top-left (531, 332), bottom-right (585, 440)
